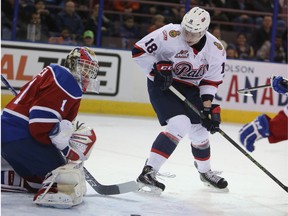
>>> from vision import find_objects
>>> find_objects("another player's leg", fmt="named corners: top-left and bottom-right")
top-left (137, 115), bottom-right (189, 193)
top-left (189, 124), bottom-right (228, 190)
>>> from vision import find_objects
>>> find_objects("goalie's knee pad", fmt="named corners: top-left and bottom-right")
top-left (33, 162), bottom-right (86, 208)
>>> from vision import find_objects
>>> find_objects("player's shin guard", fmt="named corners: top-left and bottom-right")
top-left (33, 162), bottom-right (86, 208)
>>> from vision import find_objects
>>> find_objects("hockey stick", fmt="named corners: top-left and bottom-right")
top-left (237, 84), bottom-right (271, 96)
top-left (84, 167), bottom-right (138, 195)
top-left (1, 75), bottom-right (139, 195)
top-left (169, 85), bottom-right (288, 193)
top-left (237, 77), bottom-right (288, 96)
top-left (1, 75), bottom-right (18, 95)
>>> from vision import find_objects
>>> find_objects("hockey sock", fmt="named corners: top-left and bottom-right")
top-left (191, 142), bottom-right (211, 173)
top-left (147, 132), bottom-right (179, 171)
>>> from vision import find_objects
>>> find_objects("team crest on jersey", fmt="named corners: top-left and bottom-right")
top-left (175, 50), bottom-right (189, 58)
top-left (213, 41), bottom-right (223, 50)
top-left (169, 30), bottom-right (180, 38)
top-left (162, 30), bottom-right (168, 40)
top-left (174, 62), bottom-right (208, 80)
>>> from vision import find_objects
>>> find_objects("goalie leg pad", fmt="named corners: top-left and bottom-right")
top-left (33, 162), bottom-right (86, 208)
top-left (1, 157), bottom-right (42, 193)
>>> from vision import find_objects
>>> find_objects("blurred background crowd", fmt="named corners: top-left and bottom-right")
top-left (2, 0), bottom-right (287, 63)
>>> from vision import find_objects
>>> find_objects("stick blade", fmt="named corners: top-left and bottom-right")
top-left (93, 181), bottom-right (138, 195)
top-left (84, 167), bottom-right (139, 195)
top-left (237, 89), bottom-right (253, 96)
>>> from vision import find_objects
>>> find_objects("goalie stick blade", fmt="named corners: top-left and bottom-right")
top-left (237, 90), bottom-right (253, 96)
top-left (84, 167), bottom-right (139, 195)
top-left (237, 84), bottom-right (271, 96)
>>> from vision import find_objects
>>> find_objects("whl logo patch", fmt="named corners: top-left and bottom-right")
top-left (175, 50), bottom-right (189, 58)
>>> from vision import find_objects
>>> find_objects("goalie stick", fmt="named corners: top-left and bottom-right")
top-left (168, 85), bottom-right (288, 193)
top-left (84, 167), bottom-right (138, 195)
top-left (1, 75), bottom-right (18, 96)
top-left (237, 84), bottom-right (271, 96)
top-left (237, 77), bottom-right (288, 96)
top-left (1, 74), bottom-right (139, 195)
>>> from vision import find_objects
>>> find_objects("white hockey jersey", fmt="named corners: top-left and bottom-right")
top-left (132, 23), bottom-right (226, 97)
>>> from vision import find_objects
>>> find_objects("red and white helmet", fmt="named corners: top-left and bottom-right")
top-left (65, 47), bottom-right (100, 93)
top-left (181, 7), bottom-right (210, 45)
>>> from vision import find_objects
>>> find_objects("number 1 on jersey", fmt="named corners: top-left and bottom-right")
top-left (60, 100), bottom-right (67, 112)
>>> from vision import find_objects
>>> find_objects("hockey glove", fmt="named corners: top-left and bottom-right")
top-left (271, 76), bottom-right (288, 95)
top-left (49, 120), bottom-right (96, 161)
top-left (69, 123), bottom-right (96, 161)
top-left (239, 114), bottom-right (270, 152)
top-left (201, 104), bottom-right (221, 134)
top-left (153, 61), bottom-right (173, 91)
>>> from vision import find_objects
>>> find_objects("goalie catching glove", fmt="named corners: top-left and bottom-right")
top-left (49, 120), bottom-right (96, 161)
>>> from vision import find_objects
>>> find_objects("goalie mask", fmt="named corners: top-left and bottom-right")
top-left (65, 47), bottom-right (100, 93)
top-left (181, 7), bottom-right (210, 46)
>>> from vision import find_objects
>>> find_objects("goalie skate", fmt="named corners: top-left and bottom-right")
top-left (137, 165), bottom-right (165, 195)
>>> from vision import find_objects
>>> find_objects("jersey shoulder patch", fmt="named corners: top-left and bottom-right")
top-left (169, 30), bottom-right (181, 38)
top-left (213, 41), bottom-right (223, 50)
top-left (49, 64), bottom-right (82, 98)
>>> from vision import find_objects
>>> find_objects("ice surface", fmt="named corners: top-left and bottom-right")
top-left (2, 113), bottom-right (288, 216)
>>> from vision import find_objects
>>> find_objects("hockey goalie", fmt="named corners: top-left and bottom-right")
top-left (1, 47), bottom-right (99, 208)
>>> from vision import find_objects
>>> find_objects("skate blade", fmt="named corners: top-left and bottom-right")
top-left (202, 182), bottom-right (229, 193)
top-left (136, 182), bottom-right (163, 195)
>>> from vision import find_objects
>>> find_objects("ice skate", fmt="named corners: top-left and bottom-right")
top-left (199, 170), bottom-right (228, 190)
top-left (137, 165), bottom-right (165, 194)
top-left (194, 161), bottom-right (228, 191)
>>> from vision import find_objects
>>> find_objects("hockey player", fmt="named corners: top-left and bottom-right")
top-left (1, 47), bottom-right (99, 208)
top-left (132, 7), bottom-right (228, 193)
top-left (239, 76), bottom-right (288, 152)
